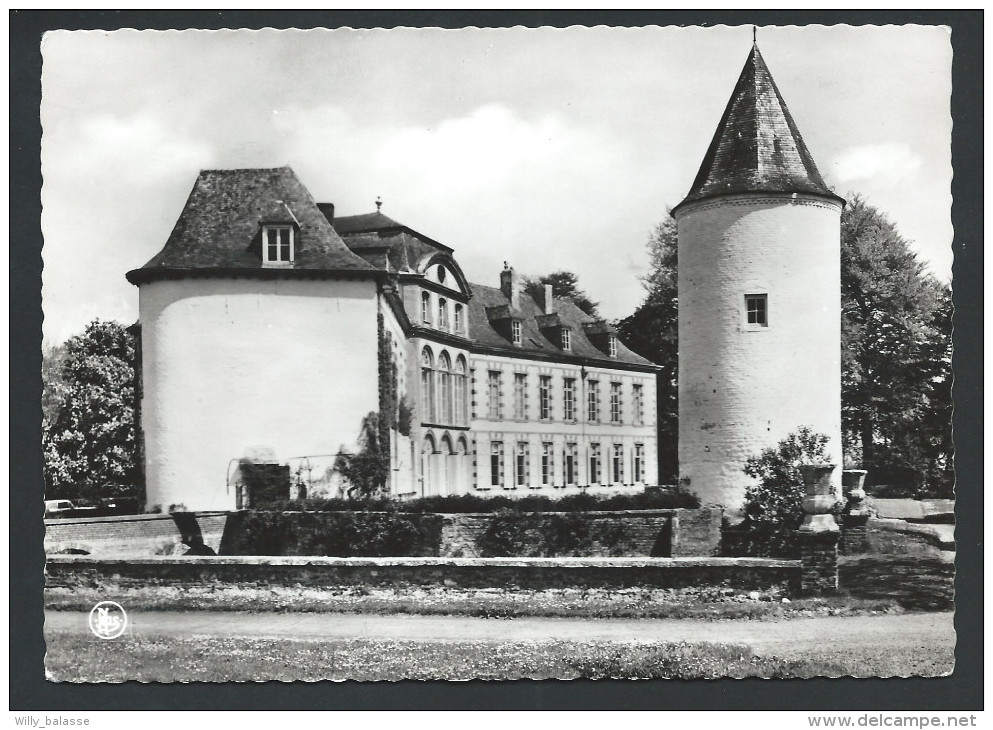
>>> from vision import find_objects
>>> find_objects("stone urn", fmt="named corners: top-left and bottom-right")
top-left (798, 463), bottom-right (839, 533)
top-left (842, 469), bottom-right (869, 516)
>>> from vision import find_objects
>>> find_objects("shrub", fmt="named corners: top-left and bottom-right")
top-left (230, 511), bottom-right (441, 557)
top-left (741, 427), bottom-right (830, 558)
top-left (259, 488), bottom-right (698, 514)
top-left (477, 509), bottom-right (539, 557)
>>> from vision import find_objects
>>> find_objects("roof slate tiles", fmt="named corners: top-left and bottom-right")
top-left (131, 167), bottom-right (377, 278)
top-left (677, 43), bottom-right (843, 210)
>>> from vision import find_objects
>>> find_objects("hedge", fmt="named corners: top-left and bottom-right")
top-left (263, 488), bottom-right (699, 515)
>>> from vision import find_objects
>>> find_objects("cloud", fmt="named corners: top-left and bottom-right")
top-left (830, 142), bottom-right (923, 185)
top-left (271, 103), bottom-right (658, 318)
top-left (41, 113), bottom-right (217, 343)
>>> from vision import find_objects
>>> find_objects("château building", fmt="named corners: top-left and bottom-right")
top-left (128, 169), bottom-right (660, 511)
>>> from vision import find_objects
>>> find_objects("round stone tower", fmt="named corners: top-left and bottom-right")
top-left (673, 41), bottom-right (845, 511)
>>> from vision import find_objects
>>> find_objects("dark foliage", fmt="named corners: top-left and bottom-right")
top-left (42, 320), bottom-right (140, 502)
top-left (523, 271), bottom-right (600, 317)
top-left (741, 427), bottom-right (832, 558)
top-left (264, 487), bottom-right (699, 514)
top-left (841, 194), bottom-right (953, 498)
top-left (614, 213), bottom-right (678, 482)
top-left (231, 510), bottom-right (443, 557)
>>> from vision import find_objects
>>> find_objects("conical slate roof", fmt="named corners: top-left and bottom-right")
top-left (675, 43), bottom-right (843, 211)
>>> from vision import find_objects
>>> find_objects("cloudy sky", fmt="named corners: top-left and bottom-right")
top-left (40, 24), bottom-right (953, 345)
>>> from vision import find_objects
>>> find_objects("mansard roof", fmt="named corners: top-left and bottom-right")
top-left (467, 283), bottom-right (655, 369)
top-left (127, 167), bottom-right (378, 284)
top-left (675, 43), bottom-right (844, 212)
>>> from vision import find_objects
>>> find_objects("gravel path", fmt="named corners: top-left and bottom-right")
top-left (45, 609), bottom-right (955, 658)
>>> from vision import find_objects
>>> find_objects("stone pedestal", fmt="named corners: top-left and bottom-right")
top-left (796, 463), bottom-right (839, 594)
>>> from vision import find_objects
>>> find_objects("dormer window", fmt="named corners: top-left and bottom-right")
top-left (263, 225), bottom-right (294, 265)
top-left (561, 328), bottom-right (571, 351)
top-left (608, 335), bottom-right (618, 358)
top-left (511, 319), bottom-right (523, 346)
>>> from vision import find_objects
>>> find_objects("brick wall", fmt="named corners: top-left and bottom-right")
top-left (46, 555), bottom-right (800, 593)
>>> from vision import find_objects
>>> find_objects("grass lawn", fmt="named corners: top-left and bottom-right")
top-left (47, 632), bottom-right (895, 681)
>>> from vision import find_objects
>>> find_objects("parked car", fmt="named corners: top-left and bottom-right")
top-left (44, 499), bottom-right (76, 516)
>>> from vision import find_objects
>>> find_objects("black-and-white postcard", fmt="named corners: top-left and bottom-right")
top-left (16, 13), bottom-right (979, 711)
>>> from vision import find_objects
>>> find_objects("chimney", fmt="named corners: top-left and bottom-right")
top-left (500, 262), bottom-right (521, 310)
top-left (543, 284), bottom-right (554, 314)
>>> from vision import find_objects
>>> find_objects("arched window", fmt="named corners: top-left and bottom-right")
top-left (454, 304), bottom-right (464, 334)
top-left (438, 352), bottom-right (453, 424)
top-left (454, 356), bottom-right (468, 426)
top-left (438, 298), bottom-right (449, 330)
top-left (421, 291), bottom-right (431, 324)
top-left (421, 347), bottom-right (435, 422)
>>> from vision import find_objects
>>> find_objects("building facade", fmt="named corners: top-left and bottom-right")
top-left (673, 41), bottom-right (845, 510)
top-left (128, 169), bottom-right (659, 511)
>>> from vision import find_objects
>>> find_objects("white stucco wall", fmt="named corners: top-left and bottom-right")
top-left (139, 277), bottom-right (380, 511)
top-left (677, 194), bottom-right (843, 511)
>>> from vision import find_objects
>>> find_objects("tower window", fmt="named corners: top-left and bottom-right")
top-left (745, 294), bottom-right (768, 326)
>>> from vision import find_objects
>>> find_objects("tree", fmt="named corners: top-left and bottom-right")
top-left (42, 320), bottom-right (139, 502)
top-left (524, 271), bottom-right (599, 317)
top-left (841, 194), bottom-right (953, 497)
top-left (614, 213), bottom-right (678, 482)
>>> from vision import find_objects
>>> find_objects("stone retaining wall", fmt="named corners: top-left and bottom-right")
top-left (45, 555), bottom-right (799, 592)
top-left (45, 507), bottom-right (723, 558)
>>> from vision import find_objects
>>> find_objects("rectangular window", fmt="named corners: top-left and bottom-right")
top-left (587, 380), bottom-right (600, 423)
top-left (512, 319), bottom-right (523, 345)
top-left (610, 383), bottom-right (622, 424)
top-left (589, 443), bottom-right (602, 485)
top-left (490, 441), bottom-right (504, 488)
top-left (264, 226), bottom-right (293, 263)
top-left (488, 371), bottom-right (502, 420)
top-left (454, 304), bottom-right (464, 333)
top-left (746, 294), bottom-right (768, 326)
top-left (564, 443), bottom-right (578, 486)
top-left (608, 335), bottom-right (618, 358)
top-left (612, 444), bottom-right (624, 484)
top-left (634, 443), bottom-right (645, 483)
top-left (539, 375), bottom-right (552, 420)
top-left (516, 442), bottom-right (530, 488)
top-left (633, 384), bottom-right (644, 426)
top-left (562, 378), bottom-right (576, 421)
top-left (541, 442), bottom-right (554, 486)
top-left (438, 299), bottom-right (449, 330)
top-left (561, 328), bottom-right (571, 351)
top-left (513, 373), bottom-right (528, 420)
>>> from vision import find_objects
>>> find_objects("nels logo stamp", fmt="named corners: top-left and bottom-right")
top-left (88, 601), bottom-right (128, 640)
